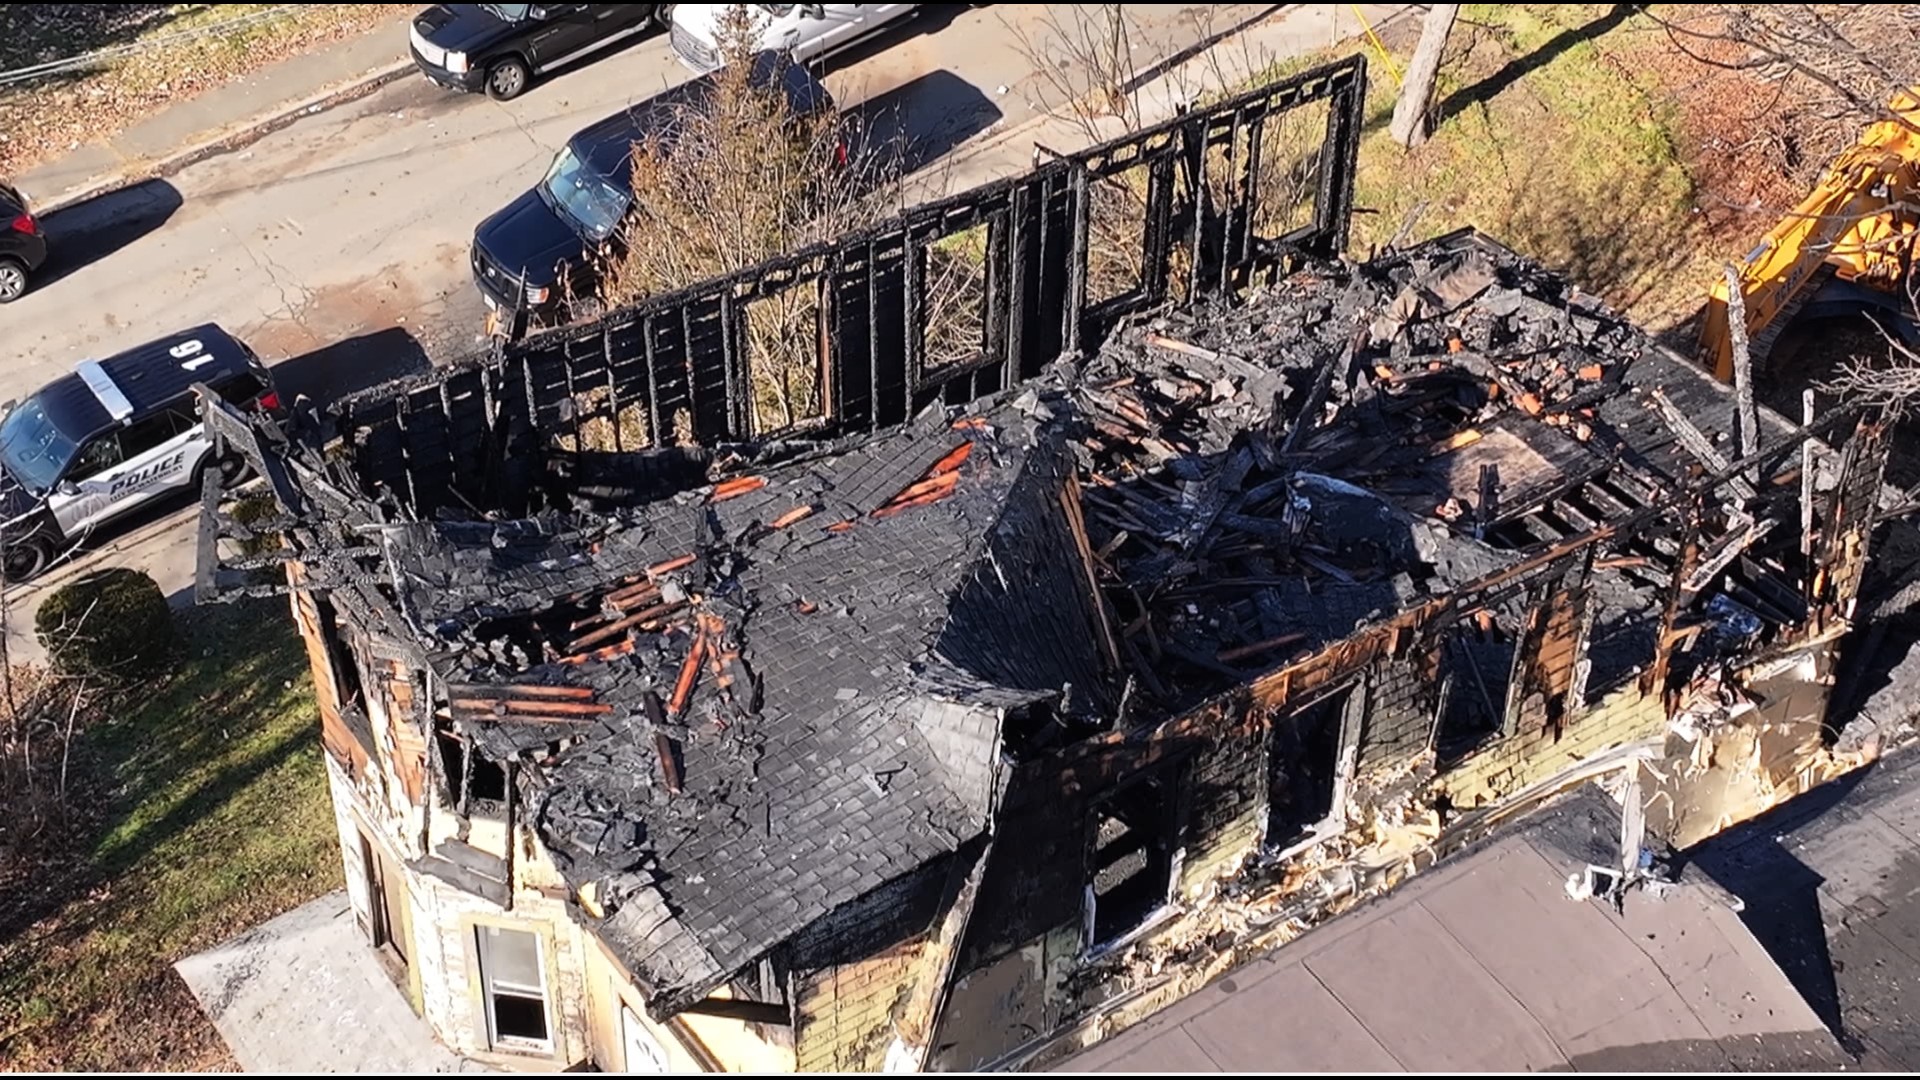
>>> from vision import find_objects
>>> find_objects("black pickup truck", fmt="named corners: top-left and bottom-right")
top-left (409, 4), bottom-right (672, 100)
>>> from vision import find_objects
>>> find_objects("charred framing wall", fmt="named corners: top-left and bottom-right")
top-left (324, 58), bottom-right (1367, 521)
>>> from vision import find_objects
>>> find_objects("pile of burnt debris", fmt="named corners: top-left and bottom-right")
top-left (1060, 229), bottom-right (1828, 714)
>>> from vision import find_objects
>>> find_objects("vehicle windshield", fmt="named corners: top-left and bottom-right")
top-left (0, 394), bottom-right (81, 494)
top-left (539, 146), bottom-right (631, 243)
top-left (481, 4), bottom-right (533, 21)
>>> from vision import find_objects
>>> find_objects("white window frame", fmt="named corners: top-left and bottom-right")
top-left (475, 924), bottom-right (555, 1055)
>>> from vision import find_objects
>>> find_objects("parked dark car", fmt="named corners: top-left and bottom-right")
top-left (410, 3), bottom-right (672, 100)
top-left (470, 52), bottom-right (836, 324)
top-left (0, 181), bottom-right (49, 304)
top-left (0, 325), bottom-right (283, 582)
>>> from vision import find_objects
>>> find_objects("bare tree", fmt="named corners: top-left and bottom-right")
top-left (573, 4), bottom-right (940, 437)
top-left (1008, 4), bottom-right (1142, 136)
top-left (1389, 4), bottom-right (1460, 148)
top-left (1646, 5), bottom-right (1920, 130)
top-left (1, 596), bottom-right (98, 874)
top-left (1820, 330), bottom-right (1920, 413)
top-left (1642, 4), bottom-right (1920, 191)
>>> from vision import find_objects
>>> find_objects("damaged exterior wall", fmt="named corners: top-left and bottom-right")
top-left (194, 46), bottom-right (1915, 1077)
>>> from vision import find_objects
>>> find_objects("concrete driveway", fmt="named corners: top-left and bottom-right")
top-left (0, 4), bottom-right (1392, 660)
top-left (175, 890), bottom-right (489, 1074)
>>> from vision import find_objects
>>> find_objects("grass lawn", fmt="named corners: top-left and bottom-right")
top-left (1342, 5), bottom-right (1710, 332)
top-left (0, 598), bottom-right (337, 1072)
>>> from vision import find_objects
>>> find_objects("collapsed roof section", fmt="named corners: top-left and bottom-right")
top-left (1057, 228), bottom-right (1865, 725)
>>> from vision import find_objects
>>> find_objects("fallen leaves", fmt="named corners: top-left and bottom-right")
top-left (0, 4), bottom-right (414, 182)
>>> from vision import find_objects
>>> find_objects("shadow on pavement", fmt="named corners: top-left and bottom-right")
top-left (852, 68), bottom-right (1004, 174)
top-left (33, 178), bottom-right (182, 291)
top-left (269, 325), bottom-right (434, 407)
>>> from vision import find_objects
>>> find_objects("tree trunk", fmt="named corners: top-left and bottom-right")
top-left (1390, 4), bottom-right (1461, 149)
top-left (1723, 263), bottom-right (1761, 485)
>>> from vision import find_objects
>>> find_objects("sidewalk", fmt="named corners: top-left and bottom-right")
top-left (923, 3), bottom-right (1411, 198)
top-left (14, 9), bottom-right (415, 210)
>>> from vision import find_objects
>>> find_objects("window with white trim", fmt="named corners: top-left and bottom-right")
top-left (1085, 771), bottom-right (1182, 952)
top-left (476, 925), bottom-right (552, 1053)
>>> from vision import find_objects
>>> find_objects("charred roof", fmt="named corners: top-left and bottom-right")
top-left (371, 401), bottom-right (1116, 1011)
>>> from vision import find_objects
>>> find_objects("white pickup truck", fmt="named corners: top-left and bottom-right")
top-left (668, 4), bottom-right (921, 73)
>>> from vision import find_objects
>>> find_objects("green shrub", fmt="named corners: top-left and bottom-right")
top-left (34, 567), bottom-right (177, 683)
top-left (229, 492), bottom-right (283, 559)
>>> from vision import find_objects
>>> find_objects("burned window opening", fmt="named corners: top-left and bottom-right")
top-left (1266, 682), bottom-right (1353, 850)
top-left (317, 596), bottom-right (365, 711)
top-left (1435, 633), bottom-right (1508, 766)
top-left (439, 728), bottom-right (511, 808)
top-left (1086, 770), bottom-right (1183, 952)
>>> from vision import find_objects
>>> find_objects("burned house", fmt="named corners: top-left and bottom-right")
top-left (196, 55), bottom-right (1911, 1072)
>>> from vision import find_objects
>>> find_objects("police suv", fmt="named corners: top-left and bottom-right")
top-left (0, 325), bottom-right (283, 582)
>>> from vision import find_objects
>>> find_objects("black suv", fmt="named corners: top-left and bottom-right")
top-left (470, 52), bottom-right (835, 325)
top-left (0, 325), bottom-right (283, 582)
top-left (410, 3), bottom-right (672, 101)
top-left (0, 181), bottom-right (49, 304)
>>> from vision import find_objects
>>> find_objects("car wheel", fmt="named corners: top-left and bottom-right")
top-left (0, 257), bottom-right (27, 304)
top-left (2, 535), bottom-right (51, 584)
top-left (216, 451), bottom-right (252, 489)
top-left (190, 453), bottom-right (248, 501)
top-left (653, 4), bottom-right (675, 29)
top-left (485, 56), bottom-right (530, 101)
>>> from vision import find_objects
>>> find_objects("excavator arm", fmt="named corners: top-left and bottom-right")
top-left (1700, 93), bottom-right (1920, 382)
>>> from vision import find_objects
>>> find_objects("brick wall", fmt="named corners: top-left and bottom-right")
top-left (786, 854), bottom-right (963, 1071)
top-left (325, 748), bottom-right (597, 1067)
top-left (1179, 722), bottom-right (1267, 899)
top-left (1438, 680), bottom-right (1667, 808)
top-left (792, 936), bottom-right (931, 1072)
top-left (1356, 654), bottom-right (1439, 771)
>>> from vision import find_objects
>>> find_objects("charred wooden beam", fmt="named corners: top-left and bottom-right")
top-left (447, 682), bottom-right (611, 723)
top-left (1648, 388), bottom-right (1756, 503)
top-left (678, 998), bottom-right (791, 1025)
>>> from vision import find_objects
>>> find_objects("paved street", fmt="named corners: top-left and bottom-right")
top-left (0, 3), bottom-right (1404, 658)
top-left (0, 5), bottom-right (1294, 399)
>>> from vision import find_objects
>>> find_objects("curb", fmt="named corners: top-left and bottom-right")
top-left (39, 57), bottom-right (416, 216)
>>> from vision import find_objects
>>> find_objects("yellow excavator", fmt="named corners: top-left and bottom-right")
top-left (1700, 90), bottom-right (1920, 383)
